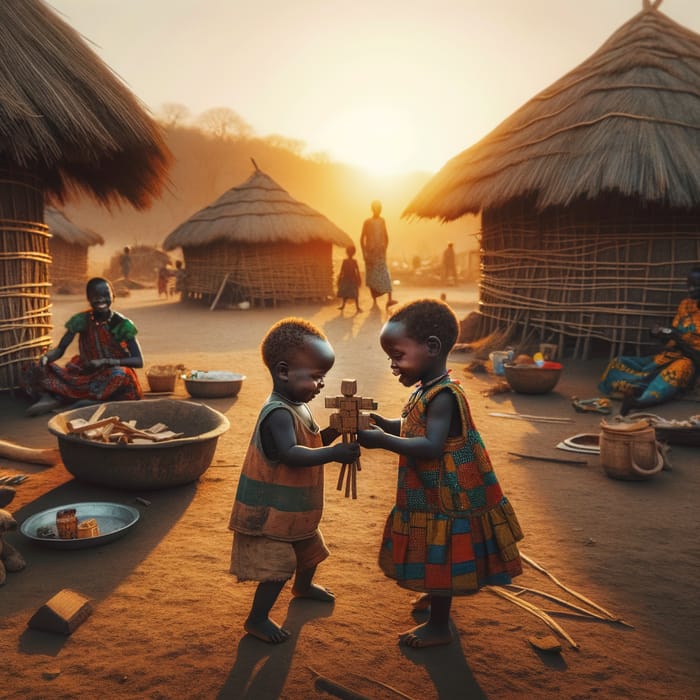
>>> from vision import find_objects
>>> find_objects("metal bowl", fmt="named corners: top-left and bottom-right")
top-left (47, 399), bottom-right (230, 490)
top-left (20, 502), bottom-right (140, 549)
top-left (503, 363), bottom-right (562, 394)
top-left (183, 372), bottom-right (245, 399)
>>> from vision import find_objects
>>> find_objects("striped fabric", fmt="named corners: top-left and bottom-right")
top-left (229, 398), bottom-right (325, 542)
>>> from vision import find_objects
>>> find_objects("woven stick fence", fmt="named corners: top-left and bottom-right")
top-left (49, 238), bottom-right (88, 290)
top-left (0, 169), bottom-right (52, 390)
top-left (476, 199), bottom-right (700, 359)
top-left (182, 240), bottom-right (334, 307)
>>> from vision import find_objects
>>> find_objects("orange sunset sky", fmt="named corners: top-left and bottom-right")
top-left (49, 0), bottom-right (699, 176)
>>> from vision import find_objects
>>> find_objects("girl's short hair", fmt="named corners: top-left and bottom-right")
top-left (388, 298), bottom-right (459, 351)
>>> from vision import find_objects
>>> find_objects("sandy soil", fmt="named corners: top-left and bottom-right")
top-left (0, 285), bottom-right (698, 700)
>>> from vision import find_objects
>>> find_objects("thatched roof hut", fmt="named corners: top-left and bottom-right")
top-left (0, 0), bottom-right (170, 388)
top-left (45, 207), bottom-right (104, 292)
top-left (405, 4), bottom-right (700, 359)
top-left (163, 165), bottom-right (352, 306)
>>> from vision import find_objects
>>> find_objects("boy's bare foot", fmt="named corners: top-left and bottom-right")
top-left (244, 618), bottom-right (291, 644)
top-left (411, 593), bottom-right (431, 611)
top-left (398, 621), bottom-right (453, 648)
top-left (291, 583), bottom-right (335, 602)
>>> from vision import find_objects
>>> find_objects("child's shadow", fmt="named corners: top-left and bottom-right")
top-left (400, 619), bottom-right (488, 700)
top-left (217, 597), bottom-right (334, 699)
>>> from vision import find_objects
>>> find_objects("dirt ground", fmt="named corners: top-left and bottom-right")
top-left (1, 285), bottom-right (698, 700)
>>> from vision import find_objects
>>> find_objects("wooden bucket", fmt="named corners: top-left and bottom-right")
top-left (599, 423), bottom-right (664, 480)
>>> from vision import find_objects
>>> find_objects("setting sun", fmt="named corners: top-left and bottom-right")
top-left (310, 104), bottom-right (422, 176)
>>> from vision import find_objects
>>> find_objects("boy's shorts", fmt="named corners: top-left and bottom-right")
top-left (230, 529), bottom-right (329, 582)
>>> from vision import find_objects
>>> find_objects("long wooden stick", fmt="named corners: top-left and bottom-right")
top-left (509, 451), bottom-right (588, 466)
top-left (489, 412), bottom-right (573, 423)
top-left (521, 552), bottom-right (627, 624)
top-left (306, 667), bottom-right (371, 700)
top-left (485, 586), bottom-right (579, 649)
top-left (0, 439), bottom-right (59, 466)
top-left (507, 584), bottom-right (633, 627)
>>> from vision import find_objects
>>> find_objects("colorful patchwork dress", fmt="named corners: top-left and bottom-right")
top-left (22, 310), bottom-right (143, 403)
top-left (379, 376), bottom-right (524, 595)
top-left (598, 297), bottom-right (700, 404)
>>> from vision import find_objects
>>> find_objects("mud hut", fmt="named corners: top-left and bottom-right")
top-left (404, 3), bottom-right (700, 359)
top-left (0, 0), bottom-right (169, 389)
top-left (45, 207), bottom-right (104, 293)
top-left (163, 165), bottom-right (352, 307)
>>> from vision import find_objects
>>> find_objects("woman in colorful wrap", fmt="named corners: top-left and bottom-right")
top-left (359, 298), bottom-right (524, 648)
top-left (23, 277), bottom-right (144, 416)
top-left (228, 318), bottom-right (360, 644)
top-left (599, 265), bottom-right (700, 415)
top-left (360, 200), bottom-right (397, 309)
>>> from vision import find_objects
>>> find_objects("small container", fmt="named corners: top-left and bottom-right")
top-left (489, 351), bottom-right (512, 376)
top-left (56, 508), bottom-right (78, 539)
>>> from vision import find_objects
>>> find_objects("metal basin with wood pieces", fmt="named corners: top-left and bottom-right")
top-left (47, 399), bottom-right (230, 490)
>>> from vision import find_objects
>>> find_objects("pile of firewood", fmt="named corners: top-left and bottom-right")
top-left (66, 405), bottom-right (183, 445)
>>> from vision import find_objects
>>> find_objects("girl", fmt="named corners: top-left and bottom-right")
top-left (359, 299), bottom-right (524, 648)
top-left (336, 244), bottom-right (362, 313)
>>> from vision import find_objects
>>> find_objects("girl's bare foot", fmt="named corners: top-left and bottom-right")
top-left (291, 583), bottom-right (335, 602)
top-left (244, 617), bottom-right (291, 644)
top-left (398, 621), bottom-right (453, 648)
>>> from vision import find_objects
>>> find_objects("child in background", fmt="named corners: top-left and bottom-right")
top-left (359, 299), bottom-right (524, 648)
top-left (336, 245), bottom-right (363, 313)
top-left (228, 318), bottom-right (360, 644)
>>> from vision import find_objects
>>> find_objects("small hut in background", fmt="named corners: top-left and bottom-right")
top-left (0, 0), bottom-right (169, 389)
top-left (163, 164), bottom-right (353, 307)
top-left (45, 207), bottom-right (104, 293)
top-left (405, 3), bottom-right (700, 359)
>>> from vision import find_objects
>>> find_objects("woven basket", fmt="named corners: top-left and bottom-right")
top-left (146, 365), bottom-right (179, 393)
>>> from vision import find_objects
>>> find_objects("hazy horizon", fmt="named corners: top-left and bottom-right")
top-left (48, 0), bottom-right (700, 176)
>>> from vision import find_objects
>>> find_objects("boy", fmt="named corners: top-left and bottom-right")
top-left (228, 318), bottom-right (360, 643)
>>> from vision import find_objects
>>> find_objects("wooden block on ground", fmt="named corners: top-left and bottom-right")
top-left (28, 589), bottom-right (92, 635)
top-left (528, 635), bottom-right (562, 653)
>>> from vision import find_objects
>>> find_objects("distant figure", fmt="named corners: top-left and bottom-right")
top-left (336, 245), bottom-right (362, 313)
top-left (174, 260), bottom-right (186, 300)
top-left (360, 200), bottom-right (396, 310)
top-left (442, 242), bottom-right (457, 285)
top-left (120, 246), bottom-right (131, 280)
top-left (157, 263), bottom-right (171, 298)
top-left (21, 277), bottom-right (144, 416)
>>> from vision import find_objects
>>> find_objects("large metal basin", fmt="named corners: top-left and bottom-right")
top-left (47, 399), bottom-right (230, 490)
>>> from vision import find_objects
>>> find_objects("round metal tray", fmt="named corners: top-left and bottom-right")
top-left (20, 502), bottom-right (140, 549)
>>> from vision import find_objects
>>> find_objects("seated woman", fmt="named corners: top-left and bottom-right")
top-left (598, 265), bottom-right (700, 415)
top-left (23, 277), bottom-right (144, 416)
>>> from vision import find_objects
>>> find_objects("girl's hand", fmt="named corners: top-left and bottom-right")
top-left (42, 348), bottom-right (61, 365)
top-left (86, 358), bottom-right (113, 370)
top-left (358, 426), bottom-right (387, 449)
top-left (333, 441), bottom-right (360, 464)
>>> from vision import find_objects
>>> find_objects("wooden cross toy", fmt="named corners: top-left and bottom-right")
top-left (325, 379), bottom-right (377, 499)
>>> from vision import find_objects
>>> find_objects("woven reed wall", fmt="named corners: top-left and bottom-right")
top-left (183, 240), bottom-right (334, 305)
top-left (49, 239), bottom-right (88, 287)
top-left (478, 199), bottom-right (700, 359)
top-left (0, 168), bottom-right (52, 390)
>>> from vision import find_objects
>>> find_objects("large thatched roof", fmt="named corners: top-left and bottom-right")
top-left (163, 166), bottom-right (352, 250)
top-left (45, 206), bottom-right (103, 246)
top-left (405, 5), bottom-right (700, 221)
top-left (0, 0), bottom-right (170, 208)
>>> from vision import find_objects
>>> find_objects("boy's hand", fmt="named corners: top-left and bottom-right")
top-left (333, 441), bottom-right (360, 464)
top-left (358, 426), bottom-right (386, 449)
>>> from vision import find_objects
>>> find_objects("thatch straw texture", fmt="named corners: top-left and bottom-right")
top-left (0, 0), bottom-right (170, 209)
top-left (163, 168), bottom-right (352, 250)
top-left (404, 7), bottom-right (700, 219)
